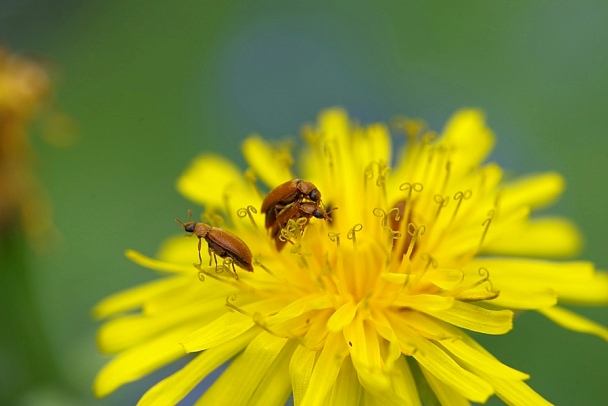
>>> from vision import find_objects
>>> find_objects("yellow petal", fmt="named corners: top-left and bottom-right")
top-left (558, 271), bottom-right (608, 305)
top-left (93, 323), bottom-right (194, 398)
top-left (489, 378), bottom-right (552, 406)
top-left (406, 332), bottom-right (493, 402)
top-left (247, 340), bottom-right (295, 405)
top-left (468, 366), bottom-right (553, 406)
top-left (98, 296), bottom-right (227, 354)
top-left (242, 135), bottom-right (294, 188)
top-left (425, 301), bottom-right (513, 335)
top-left (402, 311), bottom-right (527, 380)
top-left (300, 332), bottom-right (348, 406)
top-left (180, 312), bottom-right (256, 352)
top-left (92, 275), bottom-right (190, 319)
top-left (483, 217), bottom-right (582, 258)
top-left (419, 364), bottom-right (472, 406)
top-left (142, 278), bottom-right (233, 316)
top-left (343, 316), bottom-right (407, 406)
top-left (156, 235), bottom-right (205, 266)
top-left (440, 109), bottom-right (495, 175)
top-left (422, 268), bottom-right (466, 290)
top-left (439, 339), bottom-right (529, 380)
top-left (196, 332), bottom-right (290, 405)
top-left (328, 357), bottom-right (363, 406)
top-left (326, 300), bottom-right (358, 332)
top-left (126, 249), bottom-right (194, 274)
top-left (137, 328), bottom-right (258, 406)
top-left (176, 153), bottom-right (253, 210)
top-left (490, 283), bottom-right (557, 309)
top-left (469, 259), bottom-right (608, 305)
top-left (500, 172), bottom-right (564, 211)
top-left (387, 313), bottom-right (493, 402)
top-left (538, 306), bottom-right (608, 341)
top-left (290, 344), bottom-right (316, 406)
top-left (264, 293), bottom-right (333, 326)
top-left (391, 356), bottom-right (421, 406)
top-left (357, 122), bottom-right (392, 170)
top-left (470, 258), bottom-right (594, 285)
top-left (392, 294), bottom-right (455, 311)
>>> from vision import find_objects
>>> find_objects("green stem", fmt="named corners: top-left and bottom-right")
top-left (0, 228), bottom-right (61, 403)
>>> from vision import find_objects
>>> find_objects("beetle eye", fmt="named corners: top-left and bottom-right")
top-left (185, 223), bottom-right (196, 233)
top-left (310, 189), bottom-right (320, 201)
top-left (313, 210), bottom-right (324, 219)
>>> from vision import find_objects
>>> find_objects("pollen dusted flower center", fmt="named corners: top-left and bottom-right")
top-left (94, 109), bottom-right (608, 406)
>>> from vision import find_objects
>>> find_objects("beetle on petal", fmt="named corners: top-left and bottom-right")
top-left (175, 210), bottom-right (253, 273)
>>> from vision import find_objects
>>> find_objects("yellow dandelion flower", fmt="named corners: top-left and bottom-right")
top-left (94, 109), bottom-right (608, 405)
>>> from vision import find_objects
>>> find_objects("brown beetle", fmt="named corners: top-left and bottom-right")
top-left (175, 211), bottom-right (253, 273)
top-left (261, 179), bottom-right (321, 226)
top-left (262, 179), bottom-right (324, 231)
top-left (269, 201), bottom-right (334, 250)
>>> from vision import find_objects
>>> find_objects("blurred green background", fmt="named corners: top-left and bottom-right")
top-left (1, 1), bottom-right (607, 405)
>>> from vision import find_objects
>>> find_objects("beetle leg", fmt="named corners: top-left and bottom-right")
top-left (213, 252), bottom-right (219, 271)
top-left (208, 246), bottom-right (213, 267)
top-left (197, 237), bottom-right (203, 264)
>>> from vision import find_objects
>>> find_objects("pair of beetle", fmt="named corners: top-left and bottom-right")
top-left (176, 179), bottom-right (332, 274)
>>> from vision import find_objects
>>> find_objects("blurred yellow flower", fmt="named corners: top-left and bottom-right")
top-left (0, 47), bottom-right (54, 245)
top-left (94, 109), bottom-right (608, 405)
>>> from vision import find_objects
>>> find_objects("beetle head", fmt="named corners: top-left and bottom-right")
top-left (309, 188), bottom-right (320, 202)
top-left (175, 210), bottom-right (198, 234)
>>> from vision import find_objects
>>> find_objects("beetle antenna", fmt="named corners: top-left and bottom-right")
top-left (325, 206), bottom-right (338, 222)
top-left (175, 209), bottom-right (194, 227)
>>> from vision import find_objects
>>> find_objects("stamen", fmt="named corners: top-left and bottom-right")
top-left (404, 223), bottom-right (425, 260)
top-left (218, 258), bottom-right (239, 280)
top-left (442, 160), bottom-right (452, 194)
top-left (222, 184), bottom-right (236, 224)
top-left (279, 218), bottom-right (307, 254)
top-left (195, 263), bottom-right (259, 295)
top-left (385, 228), bottom-right (402, 254)
top-left (399, 183), bottom-right (423, 220)
top-left (451, 190), bottom-right (472, 224)
top-left (476, 267), bottom-right (497, 295)
top-left (194, 263), bottom-right (224, 283)
top-left (434, 195), bottom-right (449, 219)
top-left (364, 162), bottom-right (375, 181)
top-left (253, 257), bottom-right (279, 280)
top-left (421, 132), bottom-right (437, 146)
top-left (392, 116), bottom-right (426, 141)
top-left (202, 212), bottom-right (224, 228)
top-left (412, 253), bottom-right (438, 285)
top-left (274, 144), bottom-right (294, 170)
top-left (394, 184), bottom-right (423, 256)
top-left (422, 253), bottom-right (438, 271)
top-left (399, 182), bottom-right (424, 195)
top-left (373, 208), bottom-right (402, 254)
top-left (301, 124), bottom-right (319, 146)
top-left (244, 168), bottom-right (263, 198)
top-left (376, 163), bottom-right (389, 188)
top-left (479, 210), bottom-right (495, 248)
top-left (448, 267), bottom-right (499, 302)
top-left (323, 140), bottom-right (336, 170)
top-left (251, 312), bottom-right (278, 337)
top-left (398, 182), bottom-right (422, 219)
top-left (347, 224), bottom-right (363, 248)
top-left (225, 293), bottom-right (249, 315)
top-left (328, 232), bottom-right (341, 247)
top-left (237, 205), bottom-right (258, 228)
top-left (373, 207), bottom-right (401, 228)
